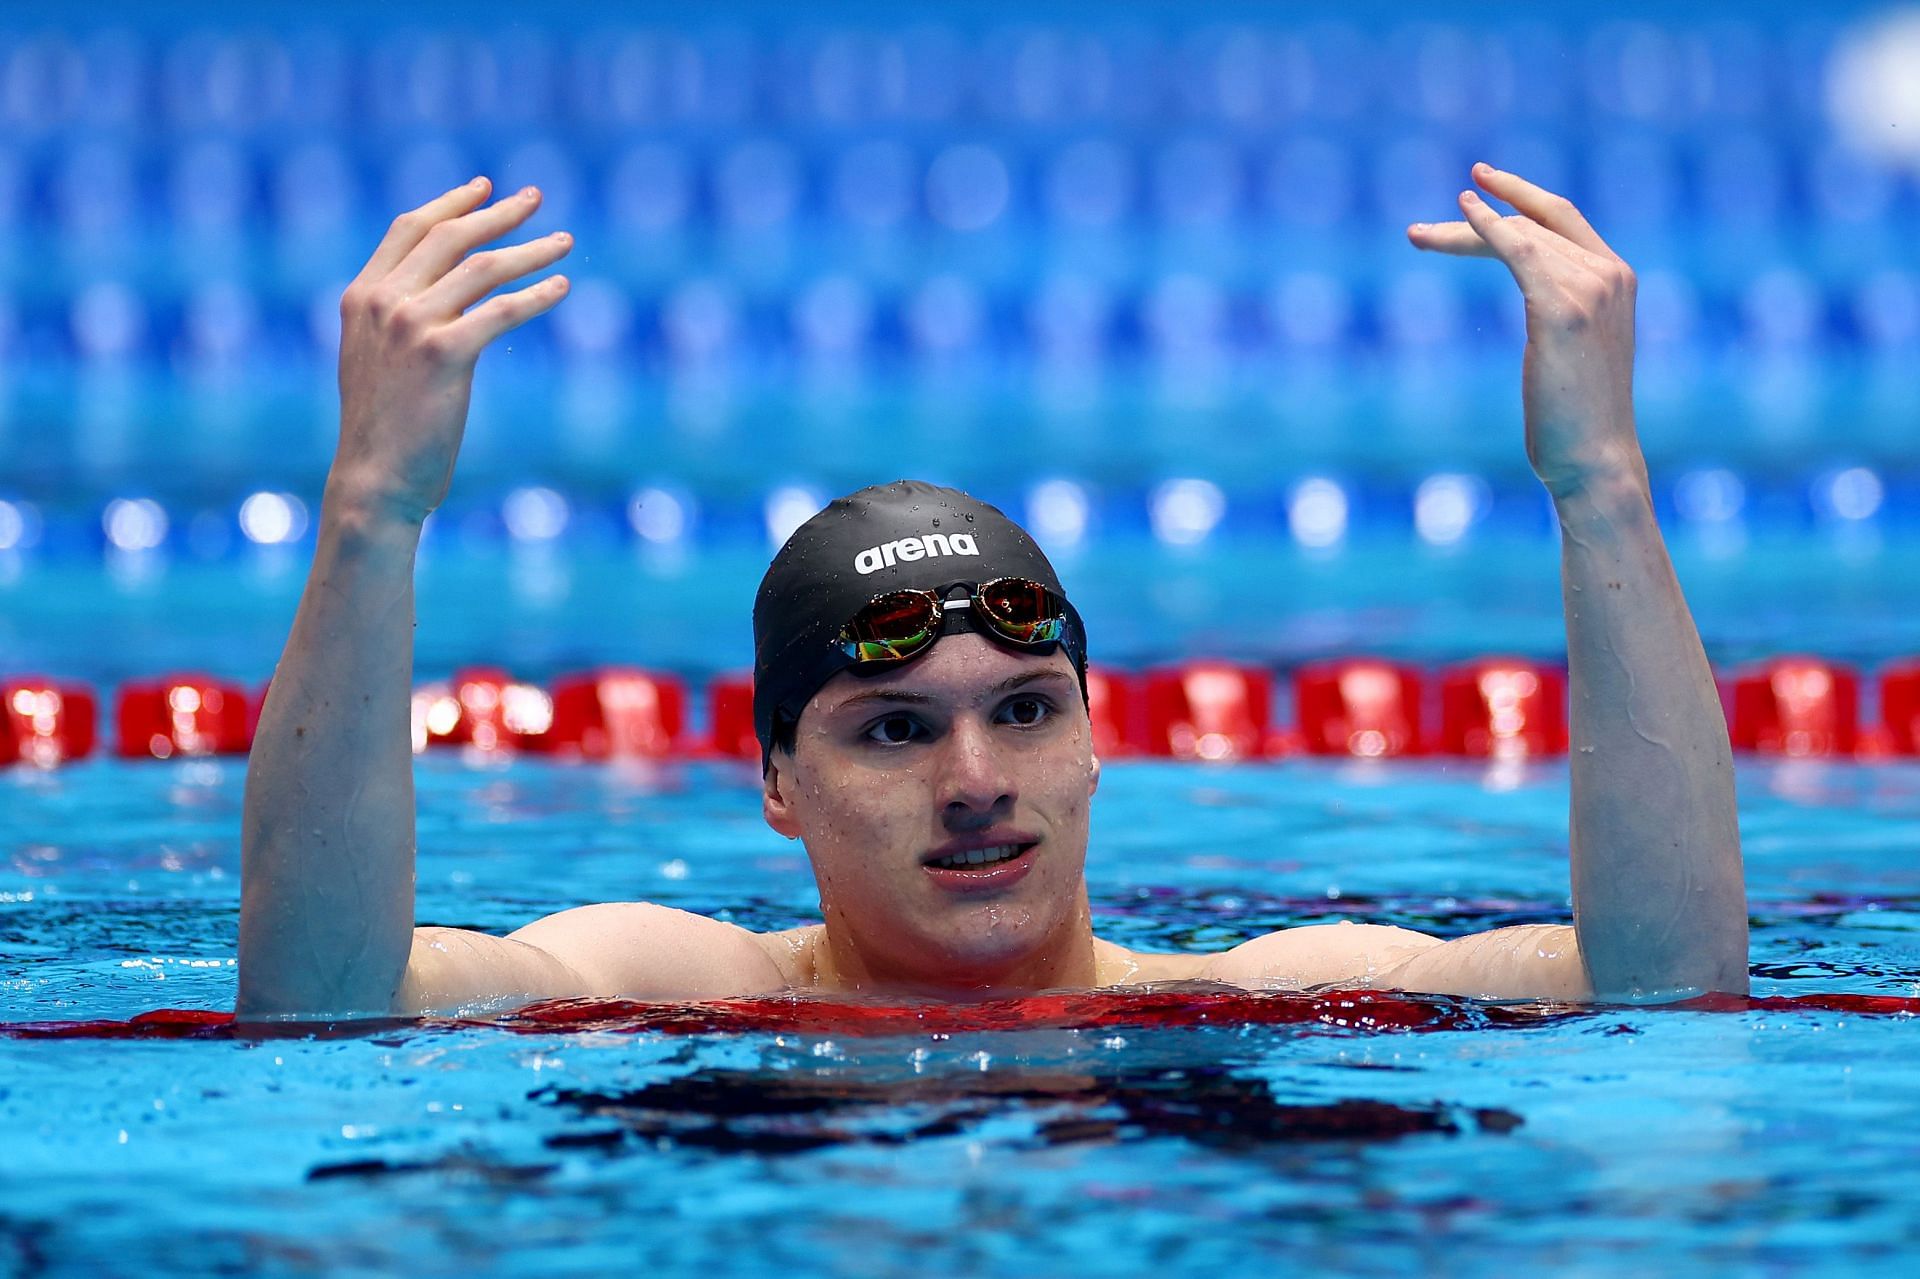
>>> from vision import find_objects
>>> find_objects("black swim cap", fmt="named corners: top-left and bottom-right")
top-left (752, 480), bottom-right (1088, 769)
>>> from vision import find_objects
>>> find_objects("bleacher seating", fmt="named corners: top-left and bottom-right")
top-left (0, 4), bottom-right (1913, 513)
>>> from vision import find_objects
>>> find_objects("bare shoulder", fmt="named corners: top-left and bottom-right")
top-left (507, 902), bottom-right (789, 1001)
top-left (1198, 922), bottom-right (1444, 990)
top-left (751, 923), bottom-right (830, 988)
top-left (1092, 938), bottom-right (1212, 985)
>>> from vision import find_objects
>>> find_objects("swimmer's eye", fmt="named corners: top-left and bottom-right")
top-left (862, 713), bottom-right (928, 746)
top-left (997, 695), bottom-right (1054, 728)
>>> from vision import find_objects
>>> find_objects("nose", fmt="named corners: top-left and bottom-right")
top-left (936, 715), bottom-right (1017, 828)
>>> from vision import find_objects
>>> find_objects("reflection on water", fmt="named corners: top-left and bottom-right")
top-left (297, 1063), bottom-right (1521, 1182)
top-left (529, 1065), bottom-right (1523, 1157)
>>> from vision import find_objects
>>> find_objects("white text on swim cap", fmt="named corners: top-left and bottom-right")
top-left (854, 532), bottom-right (980, 574)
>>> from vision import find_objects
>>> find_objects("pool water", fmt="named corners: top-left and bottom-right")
top-left (6, 740), bottom-right (1920, 1276)
top-left (7, 527), bottom-right (1920, 1275)
top-left (6, 525), bottom-right (1920, 683)
top-left (8, 0), bottom-right (1918, 1268)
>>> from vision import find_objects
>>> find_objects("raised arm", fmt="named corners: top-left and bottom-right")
top-left (237, 179), bottom-right (573, 1019)
top-left (1402, 163), bottom-right (1747, 1000)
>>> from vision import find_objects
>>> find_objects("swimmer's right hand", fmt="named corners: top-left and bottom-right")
top-left (328, 178), bottom-right (572, 526)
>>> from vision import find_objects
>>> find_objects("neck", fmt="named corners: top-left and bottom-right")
top-left (812, 890), bottom-right (1099, 999)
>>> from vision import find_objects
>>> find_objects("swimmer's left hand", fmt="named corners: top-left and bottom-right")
top-left (1413, 166), bottom-right (1748, 1003)
top-left (1407, 164), bottom-right (1646, 502)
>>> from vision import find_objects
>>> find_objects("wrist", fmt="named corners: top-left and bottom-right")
top-left (320, 469), bottom-right (432, 548)
top-left (1539, 439), bottom-right (1650, 504)
top-left (1549, 462), bottom-right (1654, 532)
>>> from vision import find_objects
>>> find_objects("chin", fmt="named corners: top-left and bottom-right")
top-left (904, 902), bottom-right (1066, 985)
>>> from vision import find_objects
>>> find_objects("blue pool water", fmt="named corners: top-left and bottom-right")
top-left (6, 534), bottom-right (1920, 1276)
top-left (5, 753), bottom-right (1920, 1275)
top-left (7, 524), bottom-right (1920, 686)
top-left (7, 1), bottom-right (1918, 1271)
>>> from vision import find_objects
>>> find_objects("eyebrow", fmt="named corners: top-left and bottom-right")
top-left (830, 668), bottom-right (1076, 714)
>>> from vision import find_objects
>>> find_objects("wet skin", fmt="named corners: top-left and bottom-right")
top-left (760, 635), bottom-right (1116, 997)
top-left (751, 633), bottom-right (1588, 1003)
top-left (242, 165), bottom-right (1743, 1021)
top-left (403, 633), bottom-right (1585, 1012)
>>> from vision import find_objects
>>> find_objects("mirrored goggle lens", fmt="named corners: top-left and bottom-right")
top-left (975, 577), bottom-right (1067, 645)
top-left (840, 590), bottom-right (942, 663)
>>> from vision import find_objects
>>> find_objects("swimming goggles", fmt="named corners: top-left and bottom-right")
top-left (838, 577), bottom-right (1068, 667)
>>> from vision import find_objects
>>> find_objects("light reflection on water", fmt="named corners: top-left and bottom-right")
top-left (7, 533), bottom-right (1920, 687)
top-left (4, 757), bottom-right (1920, 1276)
top-left (8, 757), bottom-right (1920, 1016)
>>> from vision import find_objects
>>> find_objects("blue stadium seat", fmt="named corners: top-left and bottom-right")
top-left (0, 4), bottom-right (1900, 502)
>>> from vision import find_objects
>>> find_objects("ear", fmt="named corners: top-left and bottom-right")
top-left (1089, 751), bottom-right (1102, 799)
top-left (762, 752), bottom-right (804, 840)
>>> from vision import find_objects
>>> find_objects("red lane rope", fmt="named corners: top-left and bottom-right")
top-left (8, 655), bottom-right (1919, 763)
top-left (5, 988), bottom-right (1916, 1041)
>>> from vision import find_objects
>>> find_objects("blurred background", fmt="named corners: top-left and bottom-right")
top-left (1, 0), bottom-right (1917, 685)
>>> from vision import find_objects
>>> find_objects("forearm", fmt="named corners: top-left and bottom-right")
top-left (237, 483), bottom-right (424, 1018)
top-left (233, 177), bottom-right (568, 1018)
top-left (1556, 463), bottom-right (1747, 999)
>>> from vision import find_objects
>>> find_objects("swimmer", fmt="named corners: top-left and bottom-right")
top-left (236, 166), bottom-right (1748, 1020)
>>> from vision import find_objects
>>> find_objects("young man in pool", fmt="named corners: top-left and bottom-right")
top-left (237, 165), bottom-right (1748, 1020)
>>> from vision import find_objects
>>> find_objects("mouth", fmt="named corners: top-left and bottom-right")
top-left (922, 839), bottom-right (1039, 890)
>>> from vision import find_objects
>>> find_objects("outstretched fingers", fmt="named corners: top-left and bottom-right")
top-left (357, 178), bottom-right (493, 282)
top-left (1407, 220), bottom-right (1499, 258)
top-left (418, 231), bottom-right (574, 318)
top-left (442, 275), bottom-right (572, 355)
top-left (1456, 189), bottom-right (1541, 274)
top-left (1457, 189), bottom-right (1621, 294)
top-left (387, 186), bottom-right (548, 294)
top-left (1472, 163), bottom-right (1614, 258)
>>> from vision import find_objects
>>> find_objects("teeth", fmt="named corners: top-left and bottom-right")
top-left (931, 844), bottom-right (1023, 871)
